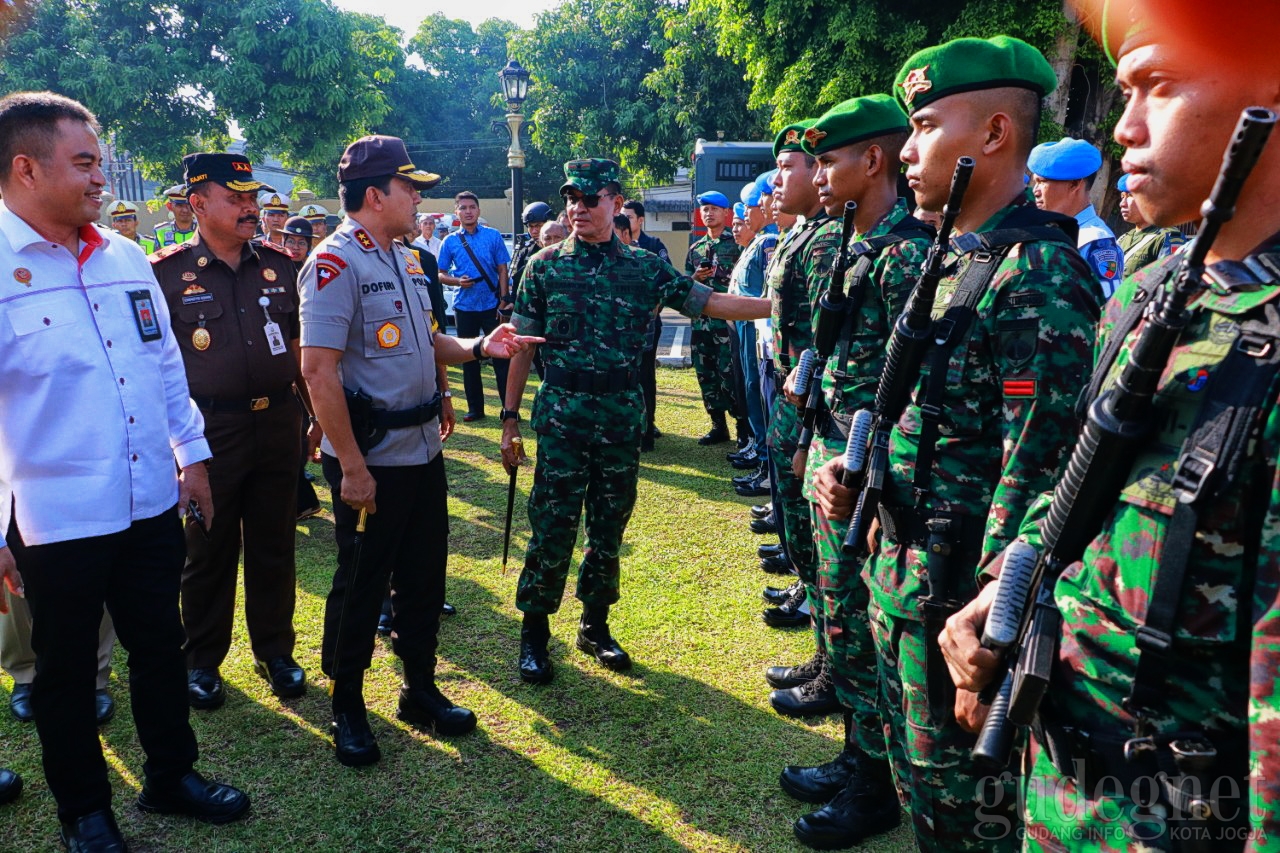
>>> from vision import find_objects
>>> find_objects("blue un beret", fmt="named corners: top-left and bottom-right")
top-left (733, 202), bottom-right (748, 220)
top-left (696, 190), bottom-right (731, 208)
top-left (1028, 138), bottom-right (1103, 181)
top-left (1116, 173), bottom-right (1131, 193)
top-left (740, 182), bottom-right (762, 208)
top-left (756, 170), bottom-right (777, 196)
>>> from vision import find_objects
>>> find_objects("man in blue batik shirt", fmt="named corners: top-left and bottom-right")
top-left (436, 191), bottom-right (512, 421)
top-left (1029, 136), bottom-right (1123, 300)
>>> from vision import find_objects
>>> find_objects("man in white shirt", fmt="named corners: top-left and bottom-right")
top-left (0, 91), bottom-right (249, 851)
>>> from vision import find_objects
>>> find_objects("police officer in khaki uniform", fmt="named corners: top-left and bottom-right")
top-left (300, 135), bottom-right (540, 767)
top-left (152, 153), bottom-right (311, 710)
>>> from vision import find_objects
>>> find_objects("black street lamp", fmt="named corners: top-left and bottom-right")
top-left (494, 60), bottom-right (532, 242)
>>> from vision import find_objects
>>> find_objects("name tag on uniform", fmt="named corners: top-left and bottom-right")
top-left (128, 289), bottom-right (162, 342)
top-left (264, 321), bottom-right (287, 356)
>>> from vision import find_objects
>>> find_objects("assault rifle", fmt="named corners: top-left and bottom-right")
top-left (796, 201), bottom-right (859, 452)
top-left (840, 157), bottom-right (975, 557)
top-left (972, 107), bottom-right (1277, 769)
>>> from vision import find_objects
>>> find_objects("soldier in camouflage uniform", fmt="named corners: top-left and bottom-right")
top-left (502, 159), bottom-right (769, 685)
top-left (1115, 172), bottom-right (1186, 274)
top-left (814, 37), bottom-right (1103, 852)
top-left (941, 4), bottom-right (1280, 850)
top-left (686, 191), bottom-right (744, 444)
top-left (772, 95), bottom-right (936, 850)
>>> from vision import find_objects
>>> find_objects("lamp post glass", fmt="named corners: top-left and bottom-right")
top-left (499, 59), bottom-right (531, 246)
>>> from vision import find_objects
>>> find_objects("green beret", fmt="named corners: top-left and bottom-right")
top-left (560, 158), bottom-right (621, 195)
top-left (893, 35), bottom-right (1058, 114)
top-left (772, 120), bottom-right (816, 159)
top-left (801, 94), bottom-right (910, 156)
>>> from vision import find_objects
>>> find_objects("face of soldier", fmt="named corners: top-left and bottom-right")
top-left (731, 216), bottom-right (753, 247)
top-left (456, 198), bottom-right (480, 228)
top-left (1113, 41), bottom-right (1280, 229)
top-left (21, 118), bottom-right (106, 232)
top-left (814, 144), bottom-right (875, 216)
top-left (190, 184), bottom-right (259, 244)
top-left (112, 215), bottom-right (138, 240)
top-left (1118, 192), bottom-right (1148, 227)
top-left (1030, 175), bottom-right (1084, 216)
top-left (901, 95), bottom-right (990, 214)
top-left (699, 203), bottom-right (727, 231)
top-left (746, 205), bottom-right (766, 232)
top-left (526, 221), bottom-right (544, 240)
top-left (261, 210), bottom-right (287, 233)
top-left (773, 151), bottom-right (819, 216)
top-left (168, 198), bottom-right (194, 229)
top-left (562, 188), bottom-right (620, 243)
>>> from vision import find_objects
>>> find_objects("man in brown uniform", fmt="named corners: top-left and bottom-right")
top-left (152, 153), bottom-right (310, 709)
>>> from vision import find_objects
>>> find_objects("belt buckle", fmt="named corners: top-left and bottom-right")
top-left (250, 396), bottom-right (270, 411)
top-left (1123, 736), bottom-right (1155, 763)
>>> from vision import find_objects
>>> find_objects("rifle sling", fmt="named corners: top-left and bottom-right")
top-left (1127, 294), bottom-right (1280, 718)
top-left (774, 216), bottom-right (830, 369)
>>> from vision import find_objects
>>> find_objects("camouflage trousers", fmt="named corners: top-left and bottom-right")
top-left (691, 316), bottom-right (735, 419)
top-left (516, 431), bottom-right (639, 615)
top-left (766, 395), bottom-right (817, 629)
top-left (868, 599), bottom-right (1020, 852)
top-left (808, 447), bottom-right (883, 758)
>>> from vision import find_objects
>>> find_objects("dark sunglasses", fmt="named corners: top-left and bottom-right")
top-left (561, 191), bottom-right (616, 209)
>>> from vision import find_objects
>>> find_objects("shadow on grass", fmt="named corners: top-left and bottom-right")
top-left (440, 576), bottom-right (835, 850)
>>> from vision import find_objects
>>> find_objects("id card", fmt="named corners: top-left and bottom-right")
top-left (264, 321), bottom-right (287, 356)
top-left (128, 289), bottom-right (162, 342)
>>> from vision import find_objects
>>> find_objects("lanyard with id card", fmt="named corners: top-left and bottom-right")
top-left (257, 296), bottom-right (288, 356)
top-left (128, 289), bottom-right (163, 342)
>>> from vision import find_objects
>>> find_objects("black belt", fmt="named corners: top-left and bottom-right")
top-left (543, 365), bottom-right (640, 394)
top-left (876, 505), bottom-right (984, 555)
top-left (193, 388), bottom-right (293, 414)
top-left (371, 395), bottom-right (442, 429)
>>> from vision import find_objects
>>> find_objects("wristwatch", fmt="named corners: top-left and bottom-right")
top-left (500, 408), bottom-right (521, 423)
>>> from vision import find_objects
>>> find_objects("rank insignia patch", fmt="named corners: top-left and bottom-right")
top-left (376, 322), bottom-right (401, 349)
top-left (355, 230), bottom-right (375, 251)
top-left (263, 268), bottom-right (278, 282)
top-left (181, 271), bottom-right (197, 282)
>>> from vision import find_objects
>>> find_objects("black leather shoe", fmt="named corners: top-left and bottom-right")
top-left (762, 592), bottom-right (810, 628)
top-left (735, 468), bottom-right (771, 497)
top-left (9, 682), bottom-right (33, 722)
top-left (760, 554), bottom-right (792, 574)
top-left (186, 668), bottom-right (225, 710)
top-left (462, 412), bottom-right (485, 423)
top-left (519, 616), bottom-right (554, 684)
top-left (762, 583), bottom-right (797, 605)
top-left (59, 809), bottom-right (127, 852)
top-left (781, 748), bottom-right (860, 804)
top-left (697, 424), bottom-right (731, 446)
top-left (330, 710), bottom-right (381, 767)
top-left (577, 607), bottom-right (632, 671)
top-left (771, 663), bottom-right (841, 717)
top-left (95, 689), bottom-right (115, 726)
top-left (749, 515), bottom-right (778, 535)
top-left (766, 649), bottom-right (825, 690)
top-left (732, 467), bottom-right (762, 487)
top-left (441, 601), bottom-right (457, 616)
top-left (253, 657), bottom-right (306, 699)
top-left (793, 757), bottom-right (901, 849)
top-left (137, 770), bottom-right (250, 824)
top-left (757, 542), bottom-right (784, 559)
top-left (0, 767), bottom-right (21, 805)
top-left (750, 502), bottom-right (773, 519)
top-left (397, 684), bottom-right (477, 736)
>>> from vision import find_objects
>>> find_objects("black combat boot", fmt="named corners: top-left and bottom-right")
top-left (576, 605), bottom-right (632, 670)
top-left (793, 752), bottom-right (901, 849)
top-left (766, 648), bottom-right (825, 689)
top-left (330, 679), bottom-right (380, 767)
top-left (398, 665), bottom-right (477, 736)
top-left (698, 412), bottom-right (731, 446)
top-left (780, 711), bottom-right (861, 802)
top-left (770, 657), bottom-right (841, 717)
top-left (519, 613), bottom-right (554, 684)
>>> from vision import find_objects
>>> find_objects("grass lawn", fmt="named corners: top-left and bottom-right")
top-left (1, 366), bottom-right (915, 852)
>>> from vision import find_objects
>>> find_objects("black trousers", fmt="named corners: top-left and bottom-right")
top-left (320, 453), bottom-right (448, 682)
top-left (454, 308), bottom-right (510, 416)
top-left (640, 316), bottom-right (662, 433)
top-left (10, 511), bottom-right (197, 821)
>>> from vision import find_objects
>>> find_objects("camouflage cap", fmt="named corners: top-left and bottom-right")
top-left (801, 94), bottom-right (910, 156)
top-left (893, 35), bottom-right (1058, 113)
top-left (559, 158), bottom-right (621, 196)
top-left (773, 120), bottom-right (816, 159)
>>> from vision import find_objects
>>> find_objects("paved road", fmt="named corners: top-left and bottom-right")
top-left (657, 309), bottom-right (691, 368)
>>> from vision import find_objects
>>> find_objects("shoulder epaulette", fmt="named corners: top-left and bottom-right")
top-left (257, 241), bottom-right (292, 258)
top-left (150, 242), bottom-right (191, 264)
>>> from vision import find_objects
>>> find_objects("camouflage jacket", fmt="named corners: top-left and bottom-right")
top-left (768, 213), bottom-right (840, 369)
top-left (802, 200), bottom-right (932, 503)
top-left (869, 193), bottom-right (1101, 619)
top-left (1017, 239), bottom-right (1280, 843)
top-left (513, 234), bottom-right (713, 444)
top-left (685, 230), bottom-right (741, 294)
